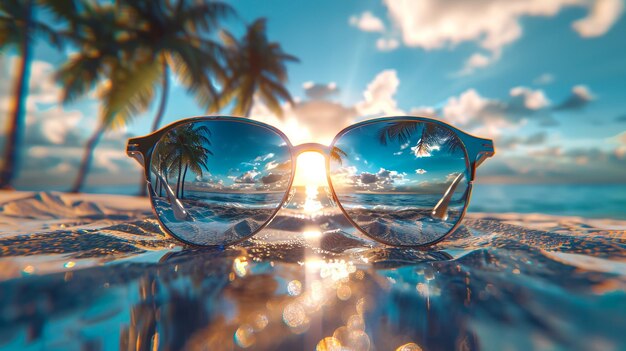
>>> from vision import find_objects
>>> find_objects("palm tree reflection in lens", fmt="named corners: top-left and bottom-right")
top-left (149, 120), bottom-right (292, 246)
top-left (153, 124), bottom-right (213, 200)
top-left (330, 121), bottom-right (470, 246)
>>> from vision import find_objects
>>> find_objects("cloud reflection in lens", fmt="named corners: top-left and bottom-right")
top-left (149, 119), bottom-right (293, 246)
top-left (329, 120), bottom-right (470, 246)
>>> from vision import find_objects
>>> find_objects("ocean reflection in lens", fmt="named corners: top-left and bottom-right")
top-left (329, 120), bottom-right (470, 246)
top-left (150, 120), bottom-right (292, 246)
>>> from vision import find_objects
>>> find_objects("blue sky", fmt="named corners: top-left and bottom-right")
top-left (330, 121), bottom-right (469, 194)
top-left (1, 0), bottom-right (625, 191)
top-left (154, 120), bottom-right (293, 192)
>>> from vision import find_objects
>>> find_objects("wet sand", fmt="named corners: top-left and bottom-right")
top-left (0, 191), bottom-right (624, 350)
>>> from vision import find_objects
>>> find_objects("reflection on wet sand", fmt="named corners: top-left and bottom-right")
top-left (118, 247), bottom-right (459, 350)
top-left (0, 192), bottom-right (625, 350)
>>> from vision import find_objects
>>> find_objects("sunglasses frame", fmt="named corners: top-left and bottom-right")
top-left (127, 115), bottom-right (495, 248)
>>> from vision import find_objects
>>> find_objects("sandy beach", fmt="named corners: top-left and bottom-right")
top-left (0, 190), bottom-right (624, 350)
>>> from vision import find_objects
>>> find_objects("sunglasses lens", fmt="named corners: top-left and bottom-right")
top-left (329, 120), bottom-right (470, 246)
top-left (149, 120), bottom-right (292, 246)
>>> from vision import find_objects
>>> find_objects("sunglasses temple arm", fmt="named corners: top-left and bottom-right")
top-left (127, 144), bottom-right (190, 221)
top-left (155, 172), bottom-right (190, 221)
top-left (431, 172), bottom-right (464, 220)
top-left (474, 152), bottom-right (491, 169)
top-left (431, 146), bottom-right (495, 219)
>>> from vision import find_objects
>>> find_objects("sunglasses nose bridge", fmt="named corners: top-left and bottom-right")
top-left (292, 143), bottom-right (331, 158)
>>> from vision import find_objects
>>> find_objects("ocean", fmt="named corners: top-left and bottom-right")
top-left (469, 184), bottom-right (626, 220)
top-left (76, 183), bottom-right (626, 220)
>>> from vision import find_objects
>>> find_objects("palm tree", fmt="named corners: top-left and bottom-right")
top-left (53, 1), bottom-right (150, 193)
top-left (377, 121), bottom-right (463, 156)
top-left (123, 0), bottom-right (233, 196)
top-left (330, 146), bottom-right (348, 165)
top-left (151, 140), bottom-right (172, 197)
top-left (51, 0), bottom-right (232, 193)
top-left (158, 124), bottom-right (213, 199)
top-left (0, 0), bottom-right (62, 189)
top-left (214, 18), bottom-right (299, 117)
top-left (123, 0), bottom-right (234, 131)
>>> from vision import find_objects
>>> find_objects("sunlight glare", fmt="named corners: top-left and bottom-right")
top-left (295, 152), bottom-right (326, 213)
top-left (294, 152), bottom-right (326, 187)
top-left (303, 185), bottom-right (323, 213)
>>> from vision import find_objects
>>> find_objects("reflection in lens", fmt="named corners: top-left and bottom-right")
top-left (329, 120), bottom-right (470, 246)
top-left (149, 119), bottom-right (292, 246)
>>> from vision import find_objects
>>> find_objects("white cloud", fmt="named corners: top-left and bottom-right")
top-left (409, 106), bottom-right (437, 117)
top-left (441, 88), bottom-right (518, 137)
top-left (410, 144), bottom-right (439, 158)
top-left (356, 69), bottom-right (404, 116)
top-left (254, 153), bottom-right (275, 162)
top-left (0, 56), bottom-right (147, 190)
top-left (303, 82), bottom-right (339, 100)
top-left (349, 11), bottom-right (386, 32)
top-left (534, 73), bottom-right (555, 85)
top-left (334, 166), bottom-right (407, 191)
top-left (411, 144), bottom-right (432, 158)
top-left (442, 89), bottom-right (490, 126)
top-left (554, 84), bottom-right (594, 110)
top-left (251, 98), bottom-right (355, 145)
top-left (458, 52), bottom-right (500, 76)
top-left (572, 85), bottom-right (594, 100)
top-left (0, 57), bottom-right (61, 116)
top-left (572, 0), bottom-right (624, 37)
top-left (0, 57), bottom-right (87, 148)
top-left (252, 69), bottom-right (406, 146)
top-left (415, 169), bottom-right (427, 174)
top-left (383, 0), bottom-right (623, 73)
top-left (376, 38), bottom-right (400, 51)
top-left (466, 53), bottom-right (492, 69)
top-left (510, 86), bottom-right (550, 110)
top-left (234, 170), bottom-right (260, 184)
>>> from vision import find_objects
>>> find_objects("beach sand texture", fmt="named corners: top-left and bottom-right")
top-left (0, 191), bottom-right (624, 350)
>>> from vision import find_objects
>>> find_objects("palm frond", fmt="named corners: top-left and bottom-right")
top-left (330, 146), bottom-right (348, 165)
top-left (101, 58), bottom-right (161, 128)
top-left (377, 121), bottom-right (465, 155)
top-left (261, 77), bottom-right (294, 105)
top-left (218, 17), bottom-right (298, 117)
top-left (55, 54), bottom-right (102, 103)
top-left (219, 29), bottom-right (238, 48)
top-left (259, 82), bottom-right (283, 118)
top-left (377, 121), bottom-right (418, 146)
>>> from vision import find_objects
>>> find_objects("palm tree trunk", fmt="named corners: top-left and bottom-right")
top-left (138, 61), bottom-right (169, 196)
top-left (151, 61), bottom-right (169, 132)
top-left (176, 158), bottom-right (182, 198)
top-left (70, 123), bottom-right (107, 193)
top-left (181, 165), bottom-right (188, 199)
top-left (0, 1), bottom-right (33, 189)
top-left (156, 173), bottom-right (162, 197)
top-left (244, 102), bottom-right (253, 117)
top-left (243, 85), bottom-right (255, 117)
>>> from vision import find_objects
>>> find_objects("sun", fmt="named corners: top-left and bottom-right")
top-left (293, 152), bottom-right (326, 213)
top-left (293, 152), bottom-right (327, 187)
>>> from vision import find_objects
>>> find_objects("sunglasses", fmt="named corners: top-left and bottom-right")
top-left (127, 116), bottom-right (494, 248)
